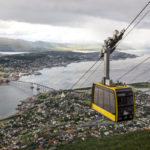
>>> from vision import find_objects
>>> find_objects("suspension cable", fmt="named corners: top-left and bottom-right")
top-left (130, 61), bottom-right (150, 83)
top-left (116, 57), bottom-right (150, 81)
top-left (113, 9), bottom-right (150, 52)
top-left (113, 8), bottom-right (150, 83)
top-left (80, 60), bottom-right (103, 87)
top-left (125, 1), bottom-right (150, 32)
top-left (70, 60), bottom-right (100, 89)
top-left (130, 69), bottom-right (147, 83)
top-left (69, 2), bottom-right (150, 89)
top-left (123, 9), bottom-right (150, 42)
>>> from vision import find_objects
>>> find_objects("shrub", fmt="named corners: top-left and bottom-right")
top-left (37, 94), bottom-right (48, 100)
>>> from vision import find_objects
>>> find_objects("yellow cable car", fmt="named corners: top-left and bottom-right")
top-left (91, 29), bottom-right (135, 122)
top-left (91, 82), bottom-right (135, 122)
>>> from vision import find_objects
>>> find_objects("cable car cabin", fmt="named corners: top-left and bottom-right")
top-left (91, 82), bottom-right (135, 122)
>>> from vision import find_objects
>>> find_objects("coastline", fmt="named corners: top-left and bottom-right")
top-left (0, 50), bottom-right (137, 81)
top-left (0, 94), bottom-right (39, 122)
top-left (1, 82), bottom-right (150, 123)
top-left (0, 51), bottom-right (138, 122)
top-left (0, 112), bottom-right (19, 123)
top-left (1, 88), bottom-right (150, 149)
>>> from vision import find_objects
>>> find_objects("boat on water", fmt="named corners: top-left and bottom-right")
top-left (0, 78), bottom-right (10, 83)
top-left (30, 86), bottom-right (34, 89)
top-left (34, 72), bottom-right (42, 75)
top-left (36, 87), bottom-right (40, 90)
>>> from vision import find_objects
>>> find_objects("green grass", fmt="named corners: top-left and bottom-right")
top-left (82, 99), bottom-right (91, 106)
top-left (37, 93), bottom-right (48, 100)
top-left (74, 87), bottom-right (91, 90)
top-left (58, 130), bottom-right (150, 150)
top-left (130, 82), bottom-right (150, 88)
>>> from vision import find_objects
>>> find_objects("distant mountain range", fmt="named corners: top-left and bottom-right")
top-left (0, 37), bottom-right (135, 52)
top-left (0, 38), bottom-right (35, 52)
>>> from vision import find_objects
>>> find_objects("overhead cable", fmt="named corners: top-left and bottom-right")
top-left (69, 2), bottom-right (150, 89)
top-left (125, 1), bottom-right (150, 32)
top-left (81, 60), bottom-right (103, 87)
top-left (123, 9), bottom-right (150, 42)
top-left (70, 60), bottom-right (99, 89)
top-left (117, 57), bottom-right (150, 81)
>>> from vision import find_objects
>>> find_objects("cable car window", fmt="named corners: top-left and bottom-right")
top-left (98, 87), bottom-right (103, 108)
top-left (94, 86), bottom-right (104, 107)
top-left (117, 93), bottom-right (126, 97)
top-left (94, 87), bottom-right (99, 105)
top-left (93, 85), bottom-right (116, 114)
top-left (104, 90), bottom-right (110, 111)
top-left (117, 90), bottom-right (133, 106)
top-left (127, 96), bottom-right (133, 104)
top-left (110, 92), bottom-right (115, 114)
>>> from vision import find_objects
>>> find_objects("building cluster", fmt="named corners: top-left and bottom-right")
top-left (0, 51), bottom-right (137, 82)
top-left (0, 52), bottom-right (95, 81)
top-left (0, 89), bottom-right (150, 149)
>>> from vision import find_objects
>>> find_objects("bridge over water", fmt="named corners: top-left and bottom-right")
top-left (10, 80), bottom-right (56, 94)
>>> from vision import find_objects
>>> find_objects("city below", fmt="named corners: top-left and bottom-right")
top-left (0, 49), bottom-right (150, 149)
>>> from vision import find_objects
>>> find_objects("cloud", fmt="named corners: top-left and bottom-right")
top-left (0, 18), bottom-right (150, 49)
top-left (0, 0), bottom-right (149, 47)
top-left (0, 20), bottom-right (99, 43)
top-left (0, 0), bottom-right (149, 28)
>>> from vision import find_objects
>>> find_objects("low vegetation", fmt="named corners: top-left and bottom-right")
top-left (58, 129), bottom-right (150, 150)
top-left (1, 88), bottom-right (150, 149)
top-left (130, 82), bottom-right (150, 88)
top-left (37, 93), bottom-right (48, 100)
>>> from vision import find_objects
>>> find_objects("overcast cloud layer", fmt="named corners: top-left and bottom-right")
top-left (0, 0), bottom-right (150, 46)
top-left (0, 0), bottom-right (149, 27)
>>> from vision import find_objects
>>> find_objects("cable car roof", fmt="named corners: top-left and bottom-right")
top-left (94, 82), bottom-right (130, 90)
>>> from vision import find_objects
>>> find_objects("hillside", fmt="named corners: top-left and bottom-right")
top-left (59, 130), bottom-right (150, 150)
top-left (0, 38), bottom-right (101, 52)
top-left (0, 88), bottom-right (150, 149)
top-left (0, 38), bottom-right (135, 52)
top-left (30, 41), bottom-right (101, 51)
top-left (0, 38), bottom-right (36, 52)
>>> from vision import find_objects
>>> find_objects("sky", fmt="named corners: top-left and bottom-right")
top-left (0, 0), bottom-right (150, 48)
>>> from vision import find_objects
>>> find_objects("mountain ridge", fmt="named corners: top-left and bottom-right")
top-left (0, 37), bottom-right (135, 52)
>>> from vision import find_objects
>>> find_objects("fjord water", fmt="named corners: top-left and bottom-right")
top-left (0, 84), bottom-right (35, 119)
top-left (20, 50), bottom-right (150, 89)
top-left (0, 49), bottom-right (150, 119)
